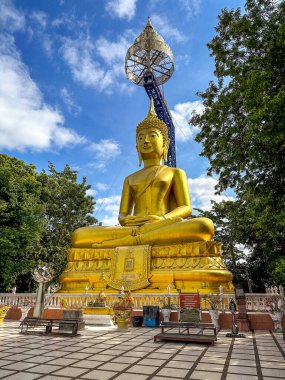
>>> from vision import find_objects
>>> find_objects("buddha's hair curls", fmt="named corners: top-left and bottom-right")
top-left (136, 100), bottom-right (170, 146)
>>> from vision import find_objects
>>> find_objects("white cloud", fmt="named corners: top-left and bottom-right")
top-left (179, 0), bottom-right (201, 19)
top-left (96, 35), bottom-right (130, 66)
top-left (0, 0), bottom-right (25, 32)
top-left (30, 11), bottom-right (47, 29)
top-left (96, 183), bottom-right (109, 192)
top-left (188, 176), bottom-right (234, 211)
top-left (95, 195), bottom-right (121, 226)
top-left (61, 36), bottom-right (113, 92)
top-left (89, 139), bottom-right (121, 169)
top-left (0, 34), bottom-right (85, 151)
top-left (171, 100), bottom-right (203, 142)
top-left (60, 87), bottom-right (82, 116)
top-left (86, 188), bottom-right (97, 197)
top-left (151, 14), bottom-right (187, 43)
top-left (60, 31), bottom-right (134, 93)
top-left (105, 0), bottom-right (137, 20)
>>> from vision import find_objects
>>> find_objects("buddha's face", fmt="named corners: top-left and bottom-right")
top-left (137, 127), bottom-right (164, 159)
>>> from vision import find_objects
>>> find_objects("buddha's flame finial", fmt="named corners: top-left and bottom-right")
top-left (148, 98), bottom-right (156, 116)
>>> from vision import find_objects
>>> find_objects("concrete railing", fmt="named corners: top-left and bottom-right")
top-left (1, 286), bottom-right (284, 313)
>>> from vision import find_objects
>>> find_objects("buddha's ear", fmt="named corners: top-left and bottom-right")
top-left (136, 146), bottom-right (143, 166)
top-left (163, 140), bottom-right (169, 163)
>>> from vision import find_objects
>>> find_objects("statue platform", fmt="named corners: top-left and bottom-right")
top-left (59, 241), bottom-right (233, 294)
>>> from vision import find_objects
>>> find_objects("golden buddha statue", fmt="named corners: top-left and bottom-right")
top-left (72, 101), bottom-right (214, 248)
top-left (60, 101), bottom-right (233, 294)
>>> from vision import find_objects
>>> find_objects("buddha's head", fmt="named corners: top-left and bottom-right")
top-left (136, 100), bottom-right (169, 166)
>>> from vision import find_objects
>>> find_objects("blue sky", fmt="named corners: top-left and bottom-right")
top-left (0, 0), bottom-right (244, 225)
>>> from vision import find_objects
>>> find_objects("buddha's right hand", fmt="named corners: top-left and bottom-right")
top-left (120, 215), bottom-right (164, 226)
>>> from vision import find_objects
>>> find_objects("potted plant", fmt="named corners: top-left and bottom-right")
top-left (0, 306), bottom-right (10, 325)
top-left (205, 295), bottom-right (220, 330)
top-left (113, 291), bottom-right (134, 330)
top-left (161, 298), bottom-right (177, 322)
top-left (265, 295), bottom-right (284, 332)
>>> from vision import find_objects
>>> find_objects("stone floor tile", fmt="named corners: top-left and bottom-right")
top-left (2, 373), bottom-right (41, 380)
top-left (260, 360), bottom-right (285, 368)
top-left (40, 376), bottom-right (71, 380)
top-left (64, 352), bottom-right (92, 359)
top-left (81, 369), bottom-right (118, 379)
top-left (0, 353), bottom-right (12, 359)
top-left (0, 369), bottom-right (16, 379)
top-left (114, 374), bottom-right (148, 380)
top-left (42, 351), bottom-right (65, 358)
top-left (27, 364), bottom-right (62, 374)
top-left (4, 354), bottom-right (35, 361)
top-left (196, 362), bottom-right (224, 372)
top-left (2, 347), bottom-right (29, 354)
top-left (127, 364), bottom-right (158, 374)
top-left (147, 352), bottom-right (173, 359)
top-left (2, 362), bottom-right (36, 371)
top-left (24, 356), bottom-right (54, 364)
top-left (259, 354), bottom-right (284, 362)
top-left (87, 354), bottom-right (115, 361)
top-left (111, 356), bottom-right (139, 364)
top-left (0, 359), bottom-right (13, 367)
top-left (262, 368), bottom-right (285, 378)
top-left (122, 351), bottom-right (147, 358)
top-left (200, 357), bottom-right (226, 364)
top-left (166, 360), bottom-right (195, 369)
top-left (230, 353), bottom-right (256, 360)
top-left (228, 365), bottom-right (257, 375)
top-left (24, 349), bottom-right (49, 355)
top-left (156, 367), bottom-right (188, 378)
top-left (229, 359), bottom-right (257, 367)
top-left (190, 370), bottom-right (222, 380)
top-left (138, 358), bottom-right (166, 366)
top-left (102, 349), bottom-right (127, 356)
top-left (79, 347), bottom-right (104, 354)
top-left (99, 362), bottom-right (130, 371)
top-left (226, 375), bottom-right (258, 380)
top-left (152, 377), bottom-right (176, 380)
top-left (52, 366), bottom-right (89, 377)
top-left (46, 357), bottom-right (79, 366)
top-left (72, 359), bottom-right (104, 368)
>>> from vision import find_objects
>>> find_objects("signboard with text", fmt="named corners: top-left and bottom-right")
top-left (180, 293), bottom-right (200, 309)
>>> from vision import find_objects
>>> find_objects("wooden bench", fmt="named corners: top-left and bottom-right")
top-left (19, 317), bottom-right (79, 336)
top-left (154, 321), bottom-right (217, 345)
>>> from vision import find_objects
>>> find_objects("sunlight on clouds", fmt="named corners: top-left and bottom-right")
top-left (188, 176), bottom-right (234, 211)
top-left (89, 139), bottom-right (121, 169)
top-left (95, 195), bottom-right (121, 225)
top-left (171, 101), bottom-right (203, 142)
top-left (151, 14), bottom-right (187, 43)
top-left (0, 34), bottom-right (84, 151)
top-left (0, 0), bottom-right (25, 32)
top-left (105, 0), bottom-right (137, 20)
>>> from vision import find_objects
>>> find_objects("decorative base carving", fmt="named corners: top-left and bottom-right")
top-left (59, 241), bottom-right (233, 294)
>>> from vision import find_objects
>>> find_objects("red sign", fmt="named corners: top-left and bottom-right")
top-left (180, 293), bottom-right (200, 309)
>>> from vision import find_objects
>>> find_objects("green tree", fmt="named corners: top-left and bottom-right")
top-left (0, 155), bottom-right (45, 291)
top-left (191, 0), bottom-right (285, 289)
top-left (37, 163), bottom-right (96, 281)
top-left (0, 155), bottom-right (97, 292)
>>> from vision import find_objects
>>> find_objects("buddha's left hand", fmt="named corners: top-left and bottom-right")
top-left (124, 215), bottom-right (164, 226)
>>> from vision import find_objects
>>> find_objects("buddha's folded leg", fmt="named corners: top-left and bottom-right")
top-left (139, 217), bottom-right (214, 245)
top-left (72, 225), bottom-right (133, 248)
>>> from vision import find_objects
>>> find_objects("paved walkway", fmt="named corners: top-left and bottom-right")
top-left (0, 321), bottom-right (284, 380)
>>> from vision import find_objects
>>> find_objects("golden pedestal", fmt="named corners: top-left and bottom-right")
top-left (59, 241), bottom-right (233, 294)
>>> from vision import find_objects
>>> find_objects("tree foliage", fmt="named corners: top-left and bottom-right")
top-left (191, 0), bottom-right (285, 289)
top-left (0, 155), bottom-right (96, 292)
